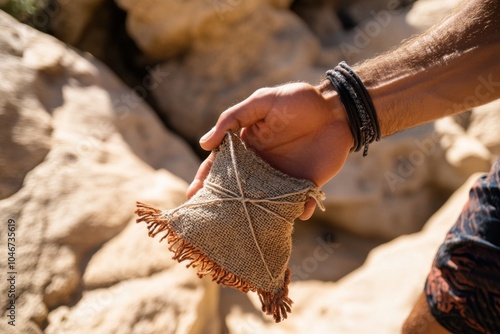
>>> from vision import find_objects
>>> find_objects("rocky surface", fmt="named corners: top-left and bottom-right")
top-left (115, 0), bottom-right (293, 60)
top-left (50, 0), bottom-right (105, 44)
top-left (468, 102), bottom-right (500, 156)
top-left (292, 0), bottom-right (342, 46)
top-left (150, 6), bottom-right (319, 144)
top-left (318, 124), bottom-right (444, 239)
top-left (0, 11), bottom-right (210, 334)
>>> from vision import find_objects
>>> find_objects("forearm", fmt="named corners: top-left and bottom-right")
top-left (327, 0), bottom-right (500, 137)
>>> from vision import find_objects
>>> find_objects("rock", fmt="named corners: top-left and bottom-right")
top-left (405, 0), bottom-right (465, 30)
top-left (222, 173), bottom-right (482, 333)
top-left (0, 62), bottom-right (52, 199)
top-left (116, 0), bottom-right (249, 59)
top-left (62, 226), bottom-right (216, 333)
top-left (432, 104), bottom-right (499, 190)
top-left (116, 0), bottom-right (294, 60)
top-left (444, 135), bottom-right (491, 178)
top-left (0, 11), bottom-right (206, 332)
top-left (82, 184), bottom-right (186, 289)
top-left (289, 222), bottom-right (382, 282)
top-left (46, 269), bottom-right (220, 334)
top-left (318, 124), bottom-right (446, 239)
top-left (116, 0), bottom-right (319, 144)
top-left (50, 0), bottom-right (105, 44)
top-left (467, 100), bottom-right (500, 156)
top-left (291, 0), bottom-right (343, 46)
top-left (344, 0), bottom-right (408, 24)
top-left (334, 4), bottom-right (416, 63)
top-left (152, 7), bottom-right (319, 144)
top-left (0, 320), bottom-right (43, 334)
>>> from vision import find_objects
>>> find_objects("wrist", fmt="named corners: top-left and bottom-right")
top-left (316, 80), bottom-right (350, 124)
top-left (316, 80), bottom-right (354, 150)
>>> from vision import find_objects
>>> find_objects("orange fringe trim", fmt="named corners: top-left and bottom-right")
top-left (135, 201), bottom-right (293, 322)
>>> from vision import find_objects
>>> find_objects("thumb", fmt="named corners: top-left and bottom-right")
top-left (199, 125), bottom-right (237, 152)
top-left (199, 127), bottom-right (217, 150)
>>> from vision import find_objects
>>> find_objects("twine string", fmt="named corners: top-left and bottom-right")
top-left (163, 133), bottom-right (326, 282)
top-left (227, 134), bottom-right (276, 281)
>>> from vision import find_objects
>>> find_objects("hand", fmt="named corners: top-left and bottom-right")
top-left (186, 82), bottom-right (353, 220)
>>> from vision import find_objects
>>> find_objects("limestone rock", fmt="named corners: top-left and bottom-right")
top-left (318, 124), bottom-right (446, 239)
top-left (153, 7), bottom-right (319, 144)
top-left (345, 0), bottom-right (409, 24)
top-left (0, 11), bottom-right (206, 332)
top-left (46, 269), bottom-right (220, 334)
top-left (0, 77), bottom-right (52, 199)
top-left (292, 0), bottom-right (343, 46)
top-left (222, 174), bottom-right (481, 333)
top-left (83, 185), bottom-right (186, 289)
top-left (116, 0), bottom-right (294, 60)
top-left (50, 0), bottom-right (105, 44)
top-left (432, 102), bottom-right (500, 190)
top-left (116, 0), bottom-right (253, 59)
top-left (468, 100), bottom-right (500, 156)
top-left (444, 135), bottom-right (491, 178)
top-left (406, 0), bottom-right (465, 31)
top-left (0, 320), bottom-right (43, 334)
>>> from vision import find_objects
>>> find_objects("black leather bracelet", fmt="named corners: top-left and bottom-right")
top-left (338, 62), bottom-right (381, 141)
top-left (325, 72), bottom-right (361, 152)
top-left (334, 66), bottom-right (374, 152)
top-left (325, 62), bottom-right (381, 156)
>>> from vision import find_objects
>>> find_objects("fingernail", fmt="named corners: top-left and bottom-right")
top-left (200, 127), bottom-right (215, 142)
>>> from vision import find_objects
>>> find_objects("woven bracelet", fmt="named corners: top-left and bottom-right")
top-left (325, 62), bottom-right (381, 156)
top-left (338, 62), bottom-right (381, 141)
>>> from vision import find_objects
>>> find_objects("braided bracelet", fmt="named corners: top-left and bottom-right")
top-left (325, 62), bottom-right (381, 156)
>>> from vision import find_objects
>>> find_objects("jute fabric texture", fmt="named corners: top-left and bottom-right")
top-left (136, 132), bottom-right (325, 322)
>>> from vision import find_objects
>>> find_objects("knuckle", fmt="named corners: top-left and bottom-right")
top-left (252, 87), bottom-right (272, 98)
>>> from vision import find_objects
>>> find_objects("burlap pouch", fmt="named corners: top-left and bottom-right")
top-left (136, 132), bottom-right (325, 322)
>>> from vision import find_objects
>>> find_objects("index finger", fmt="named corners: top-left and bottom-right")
top-left (199, 87), bottom-right (276, 151)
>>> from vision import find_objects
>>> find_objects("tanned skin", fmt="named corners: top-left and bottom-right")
top-left (187, 1), bottom-right (500, 332)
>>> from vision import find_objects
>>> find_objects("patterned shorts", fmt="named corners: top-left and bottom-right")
top-left (425, 159), bottom-right (500, 333)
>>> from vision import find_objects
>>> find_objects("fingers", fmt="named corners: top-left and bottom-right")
top-left (199, 88), bottom-right (274, 151)
top-left (298, 199), bottom-right (317, 221)
top-left (186, 152), bottom-right (215, 199)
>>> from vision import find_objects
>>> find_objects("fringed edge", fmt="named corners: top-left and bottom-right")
top-left (135, 201), bottom-right (293, 323)
top-left (257, 267), bottom-right (293, 322)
